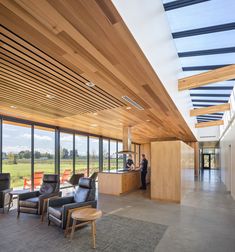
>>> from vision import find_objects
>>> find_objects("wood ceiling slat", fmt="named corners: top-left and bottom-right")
top-left (0, 62), bottom-right (113, 112)
top-left (0, 79), bottom-right (96, 115)
top-left (0, 50), bottom-right (120, 112)
top-left (0, 0), bottom-right (197, 143)
top-left (0, 53), bottom-right (116, 111)
top-left (0, 34), bottom-right (124, 108)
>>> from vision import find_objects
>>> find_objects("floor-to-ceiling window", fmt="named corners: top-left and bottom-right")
top-left (34, 126), bottom-right (55, 176)
top-left (60, 132), bottom-right (73, 186)
top-left (103, 139), bottom-right (109, 171)
top-left (118, 141), bottom-right (124, 170)
top-left (89, 137), bottom-right (99, 176)
top-left (136, 144), bottom-right (140, 167)
top-left (75, 135), bottom-right (88, 176)
top-left (2, 121), bottom-right (31, 189)
top-left (110, 140), bottom-right (117, 170)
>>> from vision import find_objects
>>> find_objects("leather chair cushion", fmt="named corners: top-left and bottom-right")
top-left (43, 174), bottom-right (59, 183)
top-left (39, 183), bottom-right (55, 195)
top-left (19, 197), bottom-right (39, 208)
top-left (0, 173), bottom-right (10, 191)
top-left (19, 207), bottom-right (38, 214)
top-left (48, 206), bottom-right (63, 220)
top-left (48, 213), bottom-right (62, 227)
top-left (74, 188), bottom-right (89, 203)
top-left (78, 178), bottom-right (92, 188)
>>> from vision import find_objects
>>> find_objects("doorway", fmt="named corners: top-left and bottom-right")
top-left (202, 154), bottom-right (211, 169)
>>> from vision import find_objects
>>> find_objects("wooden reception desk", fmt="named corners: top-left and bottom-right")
top-left (98, 170), bottom-right (141, 196)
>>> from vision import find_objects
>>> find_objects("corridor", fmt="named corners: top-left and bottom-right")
top-left (98, 169), bottom-right (235, 252)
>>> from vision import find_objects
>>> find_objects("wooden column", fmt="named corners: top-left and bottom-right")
top-left (186, 142), bottom-right (199, 177)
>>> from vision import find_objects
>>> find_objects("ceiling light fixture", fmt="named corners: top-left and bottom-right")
top-left (91, 124), bottom-right (98, 127)
top-left (46, 94), bottom-right (55, 99)
top-left (86, 81), bottom-right (95, 87)
top-left (10, 105), bottom-right (17, 109)
top-left (93, 112), bottom-right (98, 116)
top-left (122, 96), bottom-right (144, 110)
top-left (146, 119), bottom-right (150, 122)
top-left (126, 106), bottom-right (132, 110)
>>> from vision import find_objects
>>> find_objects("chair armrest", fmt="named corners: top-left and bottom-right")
top-left (48, 196), bottom-right (74, 207)
top-left (18, 191), bottom-right (39, 200)
top-left (39, 191), bottom-right (61, 201)
top-left (62, 200), bottom-right (97, 230)
top-left (2, 188), bottom-right (12, 194)
top-left (63, 200), bottom-right (97, 215)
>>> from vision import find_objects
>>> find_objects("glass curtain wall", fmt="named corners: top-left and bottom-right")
top-left (2, 121), bottom-right (31, 189)
top-left (34, 126), bottom-right (55, 175)
top-left (136, 144), bottom-right (140, 167)
top-left (89, 137), bottom-right (99, 176)
top-left (118, 142), bottom-right (124, 170)
top-left (110, 140), bottom-right (117, 170)
top-left (75, 135), bottom-right (88, 176)
top-left (0, 117), bottom-right (141, 188)
top-left (60, 132), bottom-right (73, 186)
top-left (103, 139), bottom-right (109, 171)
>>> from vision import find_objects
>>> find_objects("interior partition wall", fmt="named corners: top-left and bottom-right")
top-left (0, 116), bottom-right (140, 189)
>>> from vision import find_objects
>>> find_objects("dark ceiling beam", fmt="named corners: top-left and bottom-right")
top-left (183, 65), bottom-right (231, 71)
top-left (198, 118), bottom-right (221, 121)
top-left (190, 93), bottom-right (231, 97)
top-left (197, 115), bottom-right (223, 119)
top-left (193, 104), bottom-right (218, 107)
top-left (191, 99), bottom-right (228, 103)
top-left (178, 47), bottom-right (235, 57)
top-left (192, 86), bottom-right (234, 90)
top-left (163, 0), bottom-right (209, 11)
top-left (172, 22), bottom-right (235, 38)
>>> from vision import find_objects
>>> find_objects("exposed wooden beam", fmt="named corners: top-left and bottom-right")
top-left (190, 103), bottom-right (230, 117)
top-left (195, 120), bottom-right (224, 128)
top-left (178, 64), bottom-right (235, 90)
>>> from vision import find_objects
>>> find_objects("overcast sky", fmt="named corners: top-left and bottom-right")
top-left (2, 123), bottom-right (93, 155)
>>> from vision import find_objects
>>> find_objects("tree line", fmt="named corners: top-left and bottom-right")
top-left (3, 148), bottom-right (93, 164)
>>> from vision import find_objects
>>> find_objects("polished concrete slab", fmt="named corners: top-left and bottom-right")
top-left (98, 170), bottom-right (235, 252)
top-left (1, 170), bottom-right (235, 251)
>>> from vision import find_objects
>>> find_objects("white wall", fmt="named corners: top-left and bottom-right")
top-left (220, 89), bottom-right (235, 199)
top-left (112, 0), bottom-right (197, 139)
top-left (220, 122), bottom-right (235, 199)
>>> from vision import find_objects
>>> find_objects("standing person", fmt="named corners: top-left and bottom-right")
top-left (125, 154), bottom-right (134, 170)
top-left (140, 154), bottom-right (148, 190)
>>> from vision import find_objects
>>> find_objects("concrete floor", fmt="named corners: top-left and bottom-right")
top-left (98, 170), bottom-right (235, 252)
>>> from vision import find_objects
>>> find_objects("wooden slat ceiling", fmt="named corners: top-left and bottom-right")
top-left (0, 0), bottom-right (196, 143)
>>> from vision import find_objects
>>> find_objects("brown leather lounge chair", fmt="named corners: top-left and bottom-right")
top-left (48, 177), bottom-right (97, 236)
top-left (18, 174), bottom-right (61, 221)
top-left (0, 173), bottom-right (12, 213)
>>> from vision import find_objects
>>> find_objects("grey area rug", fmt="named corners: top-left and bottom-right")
top-left (0, 211), bottom-right (167, 252)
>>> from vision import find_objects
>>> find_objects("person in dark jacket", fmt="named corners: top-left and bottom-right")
top-left (125, 154), bottom-right (134, 170)
top-left (140, 154), bottom-right (148, 190)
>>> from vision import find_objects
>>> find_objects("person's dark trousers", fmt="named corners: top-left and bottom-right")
top-left (141, 171), bottom-right (147, 189)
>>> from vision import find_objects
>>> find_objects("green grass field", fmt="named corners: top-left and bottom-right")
top-left (3, 158), bottom-right (123, 188)
top-left (3, 159), bottom-right (90, 188)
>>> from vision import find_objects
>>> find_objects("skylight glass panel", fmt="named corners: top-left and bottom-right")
top-left (164, 0), bottom-right (235, 32)
top-left (179, 53), bottom-right (235, 67)
top-left (174, 31), bottom-right (235, 52)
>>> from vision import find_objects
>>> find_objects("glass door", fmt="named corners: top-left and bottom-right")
top-left (202, 154), bottom-right (211, 169)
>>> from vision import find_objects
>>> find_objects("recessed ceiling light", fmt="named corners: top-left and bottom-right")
top-left (86, 81), bottom-right (95, 87)
top-left (126, 106), bottom-right (131, 110)
top-left (93, 112), bottom-right (98, 116)
top-left (146, 119), bottom-right (150, 122)
top-left (46, 94), bottom-right (55, 99)
top-left (10, 105), bottom-right (17, 109)
top-left (119, 122), bottom-right (123, 125)
top-left (91, 124), bottom-right (98, 127)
